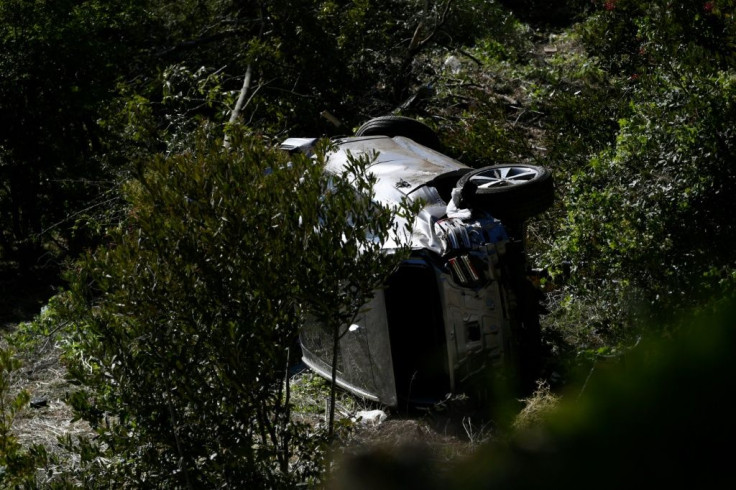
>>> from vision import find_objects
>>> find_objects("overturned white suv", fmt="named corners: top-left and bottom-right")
top-left (280, 116), bottom-right (554, 407)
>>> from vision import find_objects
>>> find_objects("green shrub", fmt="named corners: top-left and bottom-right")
top-left (61, 126), bottom-right (413, 487)
top-left (535, 0), bottom-right (736, 350)
top-left (578, 0), bottom-right (736, 76)
top-left (544, 68), bottom-right (736, 343)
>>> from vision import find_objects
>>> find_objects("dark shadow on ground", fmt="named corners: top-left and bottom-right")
top-left (1, 262), bottom-right (62, 332)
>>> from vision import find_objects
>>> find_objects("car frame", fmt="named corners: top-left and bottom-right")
top-left (280, 116), bottom-right (553, 407)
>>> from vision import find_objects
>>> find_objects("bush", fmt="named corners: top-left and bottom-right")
top-left (551, 69), bottom-right (736, 326)
top-left (60, 126), bottom-right (413, 487)
top-left (537, 0), bottom-right (736, 349)
top-left (578, 0), bottom-right (736, 76)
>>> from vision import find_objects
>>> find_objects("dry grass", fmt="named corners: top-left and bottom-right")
top-left (4, 333), bottom-right (94, 485)
top-left (512, 380), bottom-right (560, 431)
top-left (0, 266), bottom-right (91, 484)
top-left (345, 418), bottom-right (474, 461)
top-left (7, 335), bottom-right (487, 481)
top-left (11, 342), bottom-right (93, 448)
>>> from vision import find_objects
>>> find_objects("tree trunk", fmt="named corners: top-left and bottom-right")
top-left (328, 320), bottom-right (340, 438)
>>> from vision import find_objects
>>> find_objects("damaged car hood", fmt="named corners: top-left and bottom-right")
top-left (323, 135), bottom-right (475, 253)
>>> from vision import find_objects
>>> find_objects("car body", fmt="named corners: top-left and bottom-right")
top-left (280, 117), bottom-right (553, 407)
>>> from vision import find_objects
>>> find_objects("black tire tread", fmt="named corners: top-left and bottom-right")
top-left (355, 116), bottom-right (442, 151)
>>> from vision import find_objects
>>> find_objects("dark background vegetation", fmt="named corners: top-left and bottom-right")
top-left (1, 0), bottom-right (735, 487)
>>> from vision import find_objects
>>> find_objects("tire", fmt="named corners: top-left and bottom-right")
top-left (455, 164), bottom-right (553, 221)
top-left (355, 116), bottom-right (442, 151)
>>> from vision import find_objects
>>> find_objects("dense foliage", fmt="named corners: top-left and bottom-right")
top-left (0, 0), bottom-right (521, 273)
top-left (2, 0), bottom-right (735, 487)
top-left (538, 0), bottom-right (736, 349)
top-left (54, 129), bottom-right (412, 487)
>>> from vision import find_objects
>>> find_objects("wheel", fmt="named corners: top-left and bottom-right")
top-left (355, 116), bottom-right (442, 151)
top-left (454, 164), bottom-right (553, 221)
